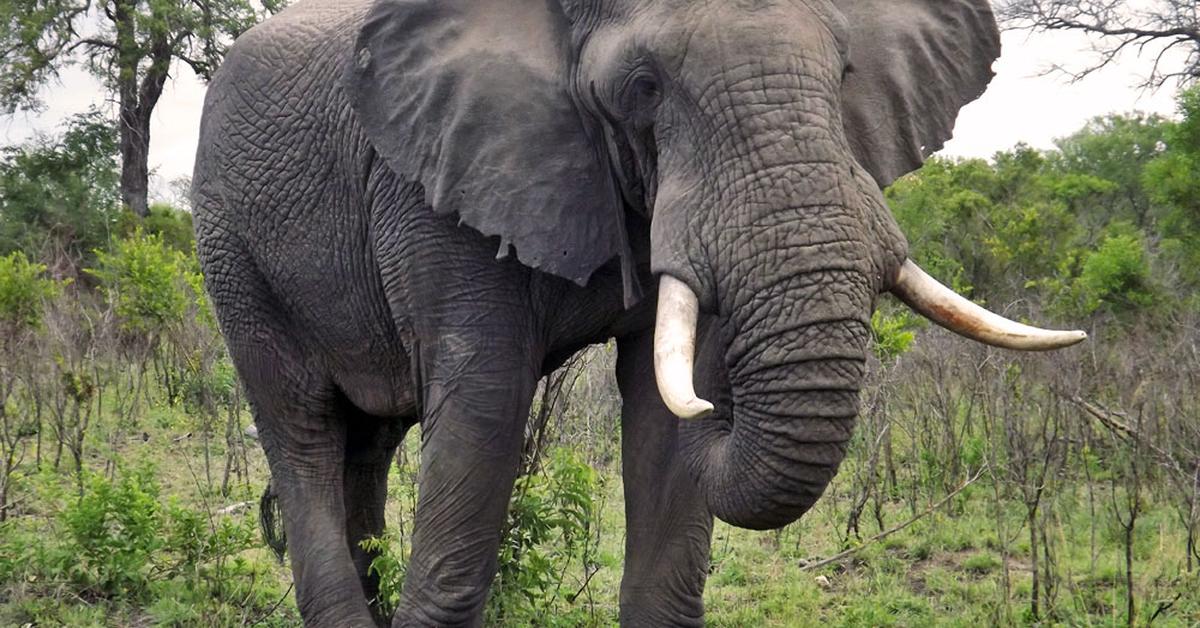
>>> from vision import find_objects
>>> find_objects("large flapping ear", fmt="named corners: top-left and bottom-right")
top-left (347, 0), bottom-right (629, 289)
top-left (836, 0), bottom-right (1001, 188)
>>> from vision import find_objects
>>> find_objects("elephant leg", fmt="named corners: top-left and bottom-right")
top-left (615, 325), bottom-right (717, 627)
top-left (390, 333), bottom-right (540, 627)
top-left (237, 357), bottom-right (373, 626)
top-left (344, 412), bottom-right (413, 625)
top-left (208, 244), bottom-right (376, 626)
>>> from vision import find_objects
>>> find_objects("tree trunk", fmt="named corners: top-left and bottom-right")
top-left (114, 0), bottom-right (171, 218)
top-left (114, 0), bottom-right (146, 217)
top-left (119, 116), bottom-right (151, 217)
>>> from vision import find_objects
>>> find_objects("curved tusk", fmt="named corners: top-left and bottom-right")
top-left (891, 259), bottom-right (1087, 351)
top-left (654, 275), bottom-right (715, 419)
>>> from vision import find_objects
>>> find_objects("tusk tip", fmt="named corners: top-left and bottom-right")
top-left (670, 398), bottom-right (715, 420)
top-left (1029, 329), bottom-right (1087, 350)
top-left (1063, 329), bottom-right (1088, 345)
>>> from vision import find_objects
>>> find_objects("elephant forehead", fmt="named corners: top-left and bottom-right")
top-left (657, 9), bottom-right (845, 91)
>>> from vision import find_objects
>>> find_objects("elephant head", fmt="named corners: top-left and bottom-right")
top-left (348, 0), bottom-right (1085, 530)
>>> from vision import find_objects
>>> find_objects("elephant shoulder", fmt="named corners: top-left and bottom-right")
top-left (200, 0), bottom-right (374, 159)
top-left (215, 0), bottom-right (372, 90)
top-left (195, 0), bottom-right (380, 228)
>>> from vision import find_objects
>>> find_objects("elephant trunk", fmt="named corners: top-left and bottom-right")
top-left (658, 234), bottom-right (877, 529)
top-left (678, 344), bottom-right (866, 530)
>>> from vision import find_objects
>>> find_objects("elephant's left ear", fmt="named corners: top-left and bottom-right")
top-left (836, 0), bottom-right (1001, 188)
top-left (346, 0), bottom-right (630, 291)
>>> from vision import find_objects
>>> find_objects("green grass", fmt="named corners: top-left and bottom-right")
top-left (5, 401), bottom-right (1200, 626)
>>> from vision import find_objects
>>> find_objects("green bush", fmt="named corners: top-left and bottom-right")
top-left (360, 529), bottom-right (407, 617)
top-left (870, 308), bottom-right (922, 362)
top-left (0, 250), bottom-right (61, 331)
top-left (366, 448), bottom-right (600, 625)
top-left (0, 466), bottom-right (278, 622)
top-left (1074, 223), bottom-right (1157, 315)
top-left (489, 448), bottom-right (599, 624)
top-left (115, 203), bottom-right (196, 254)
top-left (87, 229), bottom-right (193, 335)
top-left (1143, 86), bottom-right (1200, 290)
top-left (0, 110), bottom-right (120, 270)
top-left (61, 467), bottom-right (163, 599)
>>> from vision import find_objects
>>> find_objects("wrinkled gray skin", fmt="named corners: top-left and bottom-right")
top-left (192, 0), bottom-right (999, 624)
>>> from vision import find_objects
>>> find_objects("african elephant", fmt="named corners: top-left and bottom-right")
top-left (191, 0), bottom-right (1084, 625)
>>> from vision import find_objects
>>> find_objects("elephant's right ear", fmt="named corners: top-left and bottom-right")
top-left (346, 0), bottom-right (628, 288)
top-left (837, 0), bottom-right (1001, 188)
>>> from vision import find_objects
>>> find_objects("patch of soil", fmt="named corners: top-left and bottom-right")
top-left (904, 549), bottom-right (1030, 594)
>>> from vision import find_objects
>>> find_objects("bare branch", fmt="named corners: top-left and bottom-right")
top-left (1000, 0), bottom-right (1200, 90)
top-left (800, 464), bottom-right (989, 572)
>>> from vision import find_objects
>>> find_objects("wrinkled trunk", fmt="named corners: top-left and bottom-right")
top-left (675, 208), bottom-right (878, 530)
top-left (678, 310), bottom-right (869, 530)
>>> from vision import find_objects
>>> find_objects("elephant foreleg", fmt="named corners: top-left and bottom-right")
top-left (391, 332), bottom-right (540, 627)
top-left (615, 326), bottom-right (717, 627)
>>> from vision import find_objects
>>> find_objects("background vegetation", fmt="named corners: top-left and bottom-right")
top-left (1, 37), bottom-right (1199, 628)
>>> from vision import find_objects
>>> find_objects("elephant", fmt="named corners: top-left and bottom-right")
top-left (191, 0), bottom-right (1085, 625)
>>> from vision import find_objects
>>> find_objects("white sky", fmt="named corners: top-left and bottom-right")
top-left (0, 28), bottom-right (1187, 201)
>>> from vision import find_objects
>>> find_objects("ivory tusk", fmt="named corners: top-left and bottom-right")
top-left (891, 259), bottom-right (1087, 351)
top-left (654, 275), bottom-right (715, 419)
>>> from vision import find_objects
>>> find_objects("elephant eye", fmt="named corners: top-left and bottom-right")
top-left (620, 72), bottom-right (662, 116)
top-left (842, 62), bottom-right (856, 81)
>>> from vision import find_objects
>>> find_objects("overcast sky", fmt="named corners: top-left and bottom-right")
top-left (0, 27), bottom-right (1186, 201)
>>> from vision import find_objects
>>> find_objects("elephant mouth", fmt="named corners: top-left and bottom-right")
top-left (654, 259), bottom-right (1087, 419)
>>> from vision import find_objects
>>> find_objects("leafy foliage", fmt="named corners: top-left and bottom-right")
top-left (0, 466), bottom-right (286, 624)
top-left (87, 229), bottom-right (194, 335)
top-left (60, 467), bottom-right (164, 598)
top-left (887, 92), bottom-right (1199, 326)
top-left (0, 0), bottom-right (284, 113)
top-left (0, 0), bottom-right (284, 215)
top-left (364, 448), bottom-right (601, 625)
top-left (1052, 113), bottom-right (1169, 226)
top-left (1142, 86), bottom-right (1200, 292)
top-left (870, 308), bottom-right (922, 362)
top-left (1075, 223), bottom-right (1157, 315)
top-left (359, 530), bottom-right (407, 618)
top-left (0, 110), bottom-right (120, 271)
top-left (0, 251), bottom-right (61, 331)
top-left (489, 449), bottom-right (600, 625)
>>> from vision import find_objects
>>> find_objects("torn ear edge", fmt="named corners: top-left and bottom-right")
top-left (837, 0), bottom-right (1001, 188)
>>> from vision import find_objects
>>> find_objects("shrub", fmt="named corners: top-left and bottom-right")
top-left (0, 250), bottom-right (61, 331)
top-left (0, 466), bottom-right (285, 622)
top-left (1074, 223), bottom-right (1157, 315)
top-left (366, 447), bottom-right (600, 625)
top-left (0, 110), bottom-right (121, 271)
top-left (360, 530), bottom-right (407, 617)
top-left (115, 203), bottom-right (195, 254)
top-left (61, 467), bottom-right (163, 599)
top-left (87, 229), bottom-right (192, 335)
top-left (870, 308), bottom-right (922, 362)
top-left (488, 448), bottom-right (599, 625)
